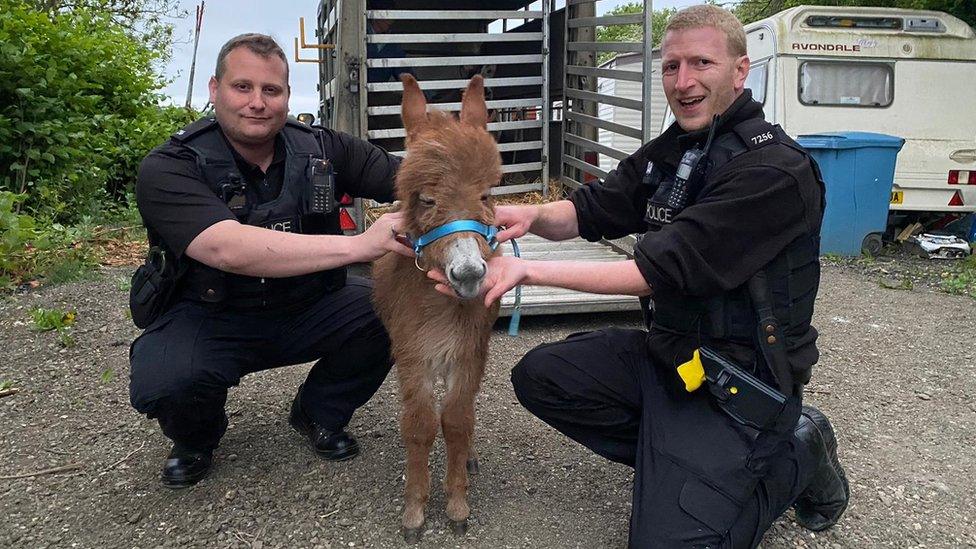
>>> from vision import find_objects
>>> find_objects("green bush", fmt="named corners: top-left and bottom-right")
top-left (0, 192), bottom-right (39, 289)
top-left (0, 191), bottom-right (100, 290)
top-left (0, 1), bottom-right (194, 223)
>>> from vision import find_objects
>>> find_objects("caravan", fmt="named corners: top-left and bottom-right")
top-left (744, 6), bottom-right (976, 216)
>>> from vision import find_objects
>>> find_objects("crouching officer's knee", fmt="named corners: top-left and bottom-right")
top-left (510, 345), bottom-right (558, 413)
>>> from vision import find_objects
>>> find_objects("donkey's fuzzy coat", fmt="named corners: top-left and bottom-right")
top-left (372, 74), bottom-right (502, 542)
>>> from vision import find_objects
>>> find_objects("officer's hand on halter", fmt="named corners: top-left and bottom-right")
top-left (359, 211), bottom-right (414, 261)
top-left (426, 255), bottom-right (527, 307)
top-left (493, 205), bottom-right (538, 243)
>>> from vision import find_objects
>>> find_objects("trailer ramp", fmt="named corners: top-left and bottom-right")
top-left (499, 234), bottom-right (640, 317)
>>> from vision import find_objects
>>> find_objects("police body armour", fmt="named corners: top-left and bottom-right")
top-left (639, 115), bottom-right (825, 358)
top-left (167, 117), bottom-right (346, 308)
top-left (643, 117), bottom-right (718, 229)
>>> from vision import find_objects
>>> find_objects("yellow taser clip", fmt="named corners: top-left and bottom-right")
top-left (677, 348), bottom-right (707, 392)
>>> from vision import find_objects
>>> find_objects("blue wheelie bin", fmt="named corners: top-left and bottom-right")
top-left (796, 132), bottom-right (905, 256)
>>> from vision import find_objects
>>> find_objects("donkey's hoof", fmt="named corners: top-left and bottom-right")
top-left (466, 457), bottom-right (480, 475)
top-left (449, 519), bottom-right (468, 537)
top-left (402, 526), bottom-right (424, 544)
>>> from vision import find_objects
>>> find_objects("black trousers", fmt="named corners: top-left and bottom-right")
top-left (129, 277), bottom-right (392, 451)
top-left (511, 328), bottom-right (818, 549)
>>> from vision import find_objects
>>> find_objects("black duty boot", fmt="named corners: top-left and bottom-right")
top-left (161, 445), bottom-right (213, 489)
top-left (793, 405), bottom-right (850, 531)
top-left (289, 392), bottom-right (360, 461)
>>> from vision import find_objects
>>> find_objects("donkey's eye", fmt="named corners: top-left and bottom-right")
top-left (480, 193), bottom-right (490, 202)
top-left (418, 195), bottom-right (435, 207)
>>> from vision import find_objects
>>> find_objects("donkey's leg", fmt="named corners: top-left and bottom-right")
top-left (441, 371), bottom-right (480, 535)
top-left (399, 370), bottom-right (438, 543)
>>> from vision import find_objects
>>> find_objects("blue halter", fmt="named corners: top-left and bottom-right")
top-left (409, 220), bottom-right (499, 255)
top-left (408, 219), bottom-right (522, 337)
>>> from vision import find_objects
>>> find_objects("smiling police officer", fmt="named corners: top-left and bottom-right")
top-left (434, 5), bottom-right (850, 547)
top-left (129, 34), bottom-right (412, 489)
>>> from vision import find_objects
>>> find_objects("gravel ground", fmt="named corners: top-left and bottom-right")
top-left (1, 255), bottom-right (975, 549)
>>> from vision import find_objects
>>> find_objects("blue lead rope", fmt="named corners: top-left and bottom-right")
top-left (507, 236), bottom-right (522, 337)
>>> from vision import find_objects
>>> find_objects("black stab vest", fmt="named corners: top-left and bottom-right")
top-left (643, 118), bottom-right (825, 386)
top-left (171, 117), bottom-right (346, 310)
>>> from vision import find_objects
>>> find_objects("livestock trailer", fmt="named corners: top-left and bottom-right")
top-left (305, 0), bottom-right (659, 315)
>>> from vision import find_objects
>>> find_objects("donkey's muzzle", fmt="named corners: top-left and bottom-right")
top-left (445, 237), bottom-right (488, 299)
top-left (450, 261), bottom-right (487, 283)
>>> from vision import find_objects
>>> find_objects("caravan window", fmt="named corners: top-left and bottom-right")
top-left (745, 61), bottom-right (767, 104)
top-left (799, 61), bottom-right (893, 107)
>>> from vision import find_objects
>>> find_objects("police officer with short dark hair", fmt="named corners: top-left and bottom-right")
top-left (429, 5), bottom-right (850, 547)
top-left (130, 33), bottom-right (412, 488)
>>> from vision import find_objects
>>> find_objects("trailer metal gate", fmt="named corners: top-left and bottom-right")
top-left (365, 6), bottom-right (551, 198)
top-left (316, 1), bottom-right (552, 197)
top-left (561, 0), bottom-right (654, 191)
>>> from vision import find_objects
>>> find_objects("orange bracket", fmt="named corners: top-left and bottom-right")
top-left (295, 17), bottom-right (334, 64)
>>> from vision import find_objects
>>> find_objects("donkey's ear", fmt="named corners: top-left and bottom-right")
top-left (400, 74), bottom-right (428, 139)
top-left (460, 75), bottom-right (488, 129)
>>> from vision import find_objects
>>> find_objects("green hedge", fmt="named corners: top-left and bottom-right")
top-left (0, 1), bottom-right (194, 224)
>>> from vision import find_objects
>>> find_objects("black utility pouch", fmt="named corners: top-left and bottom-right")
top-left (129, 246), bottom-right (181, 329)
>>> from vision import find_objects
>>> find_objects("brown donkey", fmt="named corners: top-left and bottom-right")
top-left (372, 74), bottom-right (502, 542)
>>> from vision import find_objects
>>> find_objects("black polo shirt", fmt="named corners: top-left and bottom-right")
top-left (236, 134), bottom-right (287, 205)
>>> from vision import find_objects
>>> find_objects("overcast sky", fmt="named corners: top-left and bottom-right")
top-left (160, 0), bottom-right (698, 115)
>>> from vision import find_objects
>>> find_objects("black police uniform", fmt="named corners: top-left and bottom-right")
top-left (129, 117), bottom-right (398, 452)
top-left (511, 91), bottom-right (827, 548)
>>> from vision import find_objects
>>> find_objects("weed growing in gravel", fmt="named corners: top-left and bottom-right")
top-left (0, 380), bottom-right (13, 391)
top-left (100, 369), bottom-right (114, 383)
top-left (30, 308), bottom-right (76, 331)
top-left (941, 270), bottom-right (976, 298)
top-left (940, 253), bottom-right (976, 299)
top-left (115, 274), bottom-right (132, 292)
top-left (31, 307), bottom-right (78, 348)
top-left (965, 252), bottom-right (976, 269)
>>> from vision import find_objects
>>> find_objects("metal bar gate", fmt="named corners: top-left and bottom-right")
top-left (317, 1), bottom-right (552, 197)
top-left (364, 6), bottom-right (551, 197)
top-left (561, 0), bottom-right (655, 191)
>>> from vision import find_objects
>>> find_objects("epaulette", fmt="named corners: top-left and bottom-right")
top-left (709, 118), bottom-right (784, 168)
top-left (171, 117), bottom-right (218, 143)
top-left (730, 118), bottom-right (779, 151)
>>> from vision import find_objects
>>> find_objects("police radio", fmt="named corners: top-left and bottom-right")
top-left (668, 115), bottom-right (720, 211)
top-left (308, 158), bottom-right (337, 214)
top-left (219, 174), bottom-right (247, 213)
